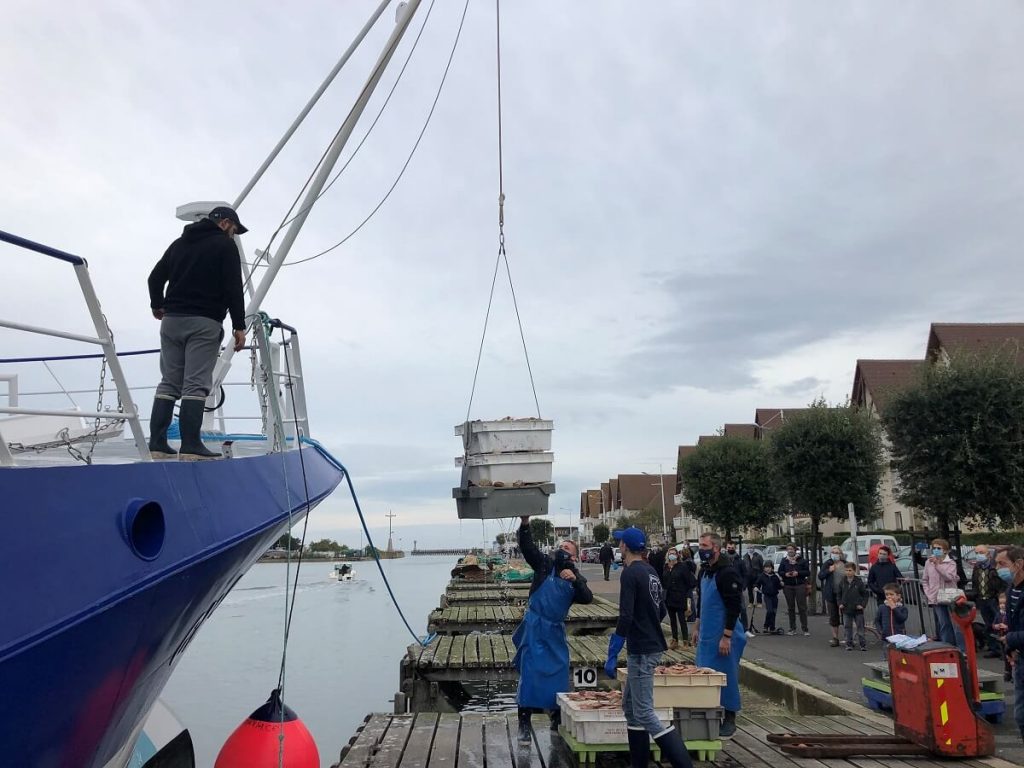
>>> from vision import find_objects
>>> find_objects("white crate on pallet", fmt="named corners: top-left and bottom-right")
top-left (455, 419), bottom-right (553, 454)
top-left (615, 669), bottom-right (726, 709)
top-left (556, 694), bottom-right (670, 745)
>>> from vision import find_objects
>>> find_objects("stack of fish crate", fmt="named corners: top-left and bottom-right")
top-left (452, 418), bottom-right (555, 519)
top-left (614, 666), bottom-right (727, 761)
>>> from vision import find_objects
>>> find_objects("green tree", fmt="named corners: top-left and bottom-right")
top-left (529, 517), bottom-right (555, 546)
top-left (308, 538), bottom-right (340, 553)
top-left (496, 533), bottom-right (507, 546)
top-left (679, 436), bottom-right (782, 541)
top-left (882, 353), bottom-right (1024, 533)
top-left (593, 523), bottom-right (610, 543)
top-left (769, 399), bottom-right (883, 581)
top-left (274, 534), bottom-right (302, 550)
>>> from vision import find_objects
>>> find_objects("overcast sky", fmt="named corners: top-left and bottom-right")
top-left (3, 1), bottom-right (1023, 549)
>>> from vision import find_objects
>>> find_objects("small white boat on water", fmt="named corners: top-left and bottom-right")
top-left (329, 563), bottom-right (355, 582)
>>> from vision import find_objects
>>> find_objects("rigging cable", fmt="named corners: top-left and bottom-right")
top-left (241, 0), bottom-right (442, 289)
top-left (464, 0), bottom-right (542, 420)
top-left (283, 0), bottom-right (472, 267)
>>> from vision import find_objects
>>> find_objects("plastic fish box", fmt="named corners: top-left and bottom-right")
top-left (455, 419), bottom-right (554, 454)
top-left (455, 451), bottom-right (554, 485)
top-left (556, 694), bottom-right (670, 745)
top-left (452, 483), bottom-right (553, 519)
top-left (672, 707), bottom-right (723, 742)
top-left (616, 669), bottom-right (725, 709)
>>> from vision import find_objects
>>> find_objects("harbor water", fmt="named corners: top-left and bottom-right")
top-left (162, 556), bottom-right (463, 767)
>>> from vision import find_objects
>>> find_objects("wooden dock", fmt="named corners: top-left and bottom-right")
top-left (442, 589), bottom-right (531, 608)
top-left (333, 711), bottom-right (1013, 768)
top-left (447, 580), bottom-right (532, 591)
top-left (398, 635), bottom-right (694, 713)
top-left (428, 597), bottom-right (619, 635)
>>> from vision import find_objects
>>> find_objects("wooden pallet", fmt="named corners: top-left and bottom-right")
top-left (447, 580), bottom-right (532, 591)
top-left (405, 634), bottom-right (697, 682)
top-left (427, 596), bottom-right (619, 635)
top-left (333, 711), bottom-right (1009, 768)
top-left (442, 589), bottom-right (531, 607)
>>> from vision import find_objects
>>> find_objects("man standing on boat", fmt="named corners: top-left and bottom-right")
top-left (147, 206), bottom-right (248, 459)
top-left (513, 515), bottom-right (593, 744)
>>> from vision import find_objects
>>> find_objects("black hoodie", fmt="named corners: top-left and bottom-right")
top-left (148, 219), bottom-right (245, 330)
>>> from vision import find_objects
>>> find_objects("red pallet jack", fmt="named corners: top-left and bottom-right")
top-left (767, 597), bottom-right (996, 758)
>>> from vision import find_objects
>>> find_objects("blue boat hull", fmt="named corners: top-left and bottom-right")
top-left (0, 445), bottom-right (344, 767)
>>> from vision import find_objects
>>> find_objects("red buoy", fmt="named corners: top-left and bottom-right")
top-left (215, 689), bottom-right (319, 768)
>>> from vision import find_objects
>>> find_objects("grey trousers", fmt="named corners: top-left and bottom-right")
top-left (156, 315), bottom-right (223, 401)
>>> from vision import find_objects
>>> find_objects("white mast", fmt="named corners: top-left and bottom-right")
top-left (210, 0), bottom-right (423, 394)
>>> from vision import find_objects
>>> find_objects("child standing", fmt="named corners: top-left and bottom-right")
top-left (875, 582), bottom-right (908, 637)
top-left (992, 591), bottom-right (1012, 682)
top-left (756, 562), bottom-right (783, 634)
top-left (839, 562), bottom-right (869, 651)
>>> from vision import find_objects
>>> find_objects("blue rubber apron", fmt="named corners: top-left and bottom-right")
top-left (512, 568), bottom-right (575, 709)
top-left (695, 572), bottom-right (747, 712)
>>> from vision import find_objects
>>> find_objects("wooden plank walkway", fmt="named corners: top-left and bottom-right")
top-left (428, 597), bottom-right (619, 635)
top-left (333, 711), bottom-right (1015, 768)
top-left (405, 635), bottom-right (696, 683)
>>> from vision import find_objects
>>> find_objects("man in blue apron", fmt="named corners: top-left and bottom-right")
top-left (514, 515), bottom-right (593, 744)
top-left (694, 531), bottom-right (747, 737)
top-left (603, 527), bottom-right (693, 768)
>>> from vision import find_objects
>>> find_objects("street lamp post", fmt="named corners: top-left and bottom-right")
top-left (643, 465), bottom-right (669, 541)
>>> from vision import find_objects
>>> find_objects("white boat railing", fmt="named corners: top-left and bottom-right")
top-left (0, 231), bottom-right (311, 464)
top-left (0, 229), bottom-right (149, 466)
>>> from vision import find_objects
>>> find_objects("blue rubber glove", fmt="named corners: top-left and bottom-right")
top-left (604, 634), bottom-right (626, 678)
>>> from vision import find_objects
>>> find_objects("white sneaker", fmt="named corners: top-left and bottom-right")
top-left (746, 630), bottom-right (756, 639)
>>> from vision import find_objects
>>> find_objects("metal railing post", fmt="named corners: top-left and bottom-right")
top-left (73, 265), bottom-right (151, 461)
top-left (285, 332), bottom-right (309, 444)
top-left (253, 324), bottom-right (286, 452)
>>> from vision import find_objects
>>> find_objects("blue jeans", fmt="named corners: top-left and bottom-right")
top-left (762, 594), bottom-right (778, 631)
top-left (932, 605), bottom-right (966, 652)
top-left (622, 652), bottom-right (669, 737)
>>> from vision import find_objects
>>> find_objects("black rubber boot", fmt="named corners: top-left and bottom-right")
top-left (626, 726), bottom-right (650, 768)
top-left (177, 399), bottom-right (220, 459)
top-left (148, 397), bottom-right (177, 457)
top-left (720, 709), bottom-right (737, 738)
top-left (517, 708), bottom-right (532, 745)
top-left (653, 727), bottom-right (694, 768)
top-left (549, 708), bottom-right (561, 732)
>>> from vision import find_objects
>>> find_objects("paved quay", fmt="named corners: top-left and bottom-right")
top-left (578, 561), bottom-right (1024, 764)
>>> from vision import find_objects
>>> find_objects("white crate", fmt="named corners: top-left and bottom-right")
top-left (557, 693), bottom-right (670, 744)
top-left (455, 419), bottom-right (553, 454)
top-left (455, 451), bottom-right (554, 485)
top-left (615, 669), bottom-right (725, 709)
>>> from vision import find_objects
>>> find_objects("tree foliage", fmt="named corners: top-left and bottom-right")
top-left (881, 353), bottom-right (1024, 531)
top-left (274, 534), bottom-right (302, 550)
top-left (678, 436), bottom-right (782, 540)
top-left (530, 517), bottom-right (555, 546)
top-left (593, 523), bottom-right (610, 543)
top-left (769, 399), bottom-right (883, 547)
top-left (309, 538), bottom-right (340, 553)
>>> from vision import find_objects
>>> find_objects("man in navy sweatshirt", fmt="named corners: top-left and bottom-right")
top-left (604, 527), bottom-right (693, 768)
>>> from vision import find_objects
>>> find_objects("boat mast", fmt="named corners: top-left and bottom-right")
top-left (210, 0), bottom-right (423, 394)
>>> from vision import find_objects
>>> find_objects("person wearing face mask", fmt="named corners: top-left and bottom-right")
top-left (969, 544), bottom-right (1006, 659)
top-left (866, 546), bottom-right (903, 605)
top-left (817, 546), bottom-right (849, 647)
top-left (693, 531), bottom-right (746, 737)
top-left (779, 544), bottom-right (810, 636)
top-left (513, 515), bottom-right (593, 743)
top-left (662, 547), bottom-right (696, 648)
top-left (993, 546), bottom-right (1024, 745)
top-left (921, 538), bottom-right (964, 652)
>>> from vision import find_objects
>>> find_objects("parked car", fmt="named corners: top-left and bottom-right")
top-left (580, 546), bottom-right (600, 564)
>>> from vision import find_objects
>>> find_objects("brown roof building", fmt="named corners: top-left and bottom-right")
top-left (851, 359), bottom-right (924, 415)
top-left (927, 323), bottom-right (1024, 363)
top-left (723, 423), bottom-right (758, 439)
top-left (675, 445), bottom-right (697, 494)
top-left (696, 434), bottom-right (721, 447)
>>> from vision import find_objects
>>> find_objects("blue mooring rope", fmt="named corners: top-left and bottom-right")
top-left (301, 438), bottom-right (434, 648)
